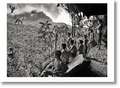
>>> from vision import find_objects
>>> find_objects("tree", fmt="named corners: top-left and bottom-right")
top-left (57, 4), bottom-right (79, 37)
top-left (38, 20), bottom-right (52, 47)
top-left (9, 5), bottom-right (15, 13)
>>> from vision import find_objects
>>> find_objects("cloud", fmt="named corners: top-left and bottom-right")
top-left (7, 4), bottom-right (72, 25)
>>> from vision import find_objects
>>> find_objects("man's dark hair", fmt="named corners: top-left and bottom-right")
top-left (99, 19), bottom-right (103, 24)
top-left (91, 29), bottom-right (93, 33)
top-left (68, 32), bottom-right (71, 37)
top-left (70, 40), bottom-right (74, 45)
top-left (80, 40), bottom-right (83, 44)
top-left (84, 35), bottom-right (87, 39)
top-left (55, 50), bottom-right (61, 58)
top-left (9, 47), bottom-right (13, 51)
top-left (62, 43), bottom-right (66, 49)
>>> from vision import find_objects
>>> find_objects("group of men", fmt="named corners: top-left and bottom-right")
top-left (42, 32), bottom-right (90, 77)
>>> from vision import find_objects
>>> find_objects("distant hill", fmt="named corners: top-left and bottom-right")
top-left (7, 11), bottom-right (71, 31)
top-left (7, 11), bottom-right (52, 23)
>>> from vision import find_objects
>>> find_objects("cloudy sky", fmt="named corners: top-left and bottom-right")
top-left (7, 4), bottom-right (72, 25)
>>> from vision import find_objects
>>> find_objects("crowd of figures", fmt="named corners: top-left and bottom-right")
top-left (40, 14), bottom-right (107, 77)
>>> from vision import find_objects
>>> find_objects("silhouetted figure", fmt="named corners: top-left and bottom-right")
top-left (84, 35), bottom-right (89, 57)
top-left (69, 40), bottom-right (77, 62)
top-left (61, 43), bottom-right (69, 64)
top-left (78, 40), bottom-right (84, 54)
top-left (67, 32), bottom-right (72, 49)
top-left (102, 27), bottom-right (107, 48)
top-left (53, 50), bottom-right (68, 76)
top-left (89, 29), bottom-right (94, 41)
top-left (88, 30), bottom-right (97, 49)
top-left (41, 50), bottom-right (68, 77)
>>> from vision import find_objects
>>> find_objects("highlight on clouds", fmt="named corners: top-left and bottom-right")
top-left (7, 4), bottom-right (72, 25)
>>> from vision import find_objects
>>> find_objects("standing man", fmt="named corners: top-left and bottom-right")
top-left (69, 40), bottom-right (77, 62)
top-left (67, 32), bottom-right (72, 49)
top-left (84, 35), bottom-right (89, 57)
top-left (78, 40), bottom-right (84, 55)
top-left (61, 43), bottom-right (69, 65)
top-left (98, 20), bottom-right (103, 49)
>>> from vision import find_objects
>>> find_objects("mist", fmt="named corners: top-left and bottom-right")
top-left (7, 4), bottom-right (72, 25)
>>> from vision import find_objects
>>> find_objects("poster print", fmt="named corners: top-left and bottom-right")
top-left (0, 0), bottom-right (114, 82)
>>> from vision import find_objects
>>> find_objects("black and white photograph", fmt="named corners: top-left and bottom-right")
top-left (7, 3), bottom-right (108, 77)
top-left (0, 0), bottom-right (114, 82)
